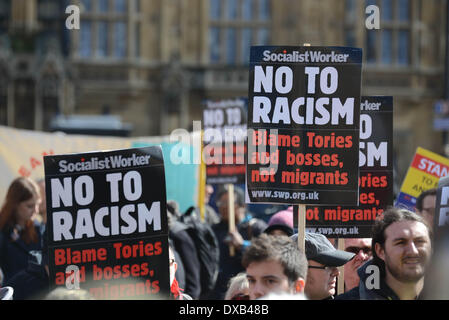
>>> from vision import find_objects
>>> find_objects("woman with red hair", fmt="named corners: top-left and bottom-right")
top-left (0, 177), bottom-right (43, 283)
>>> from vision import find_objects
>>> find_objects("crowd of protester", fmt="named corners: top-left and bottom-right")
top-left (0, 176), bottom-right (441, 300)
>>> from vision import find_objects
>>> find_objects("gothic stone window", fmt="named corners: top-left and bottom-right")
top-left (76, 0), bottom-right (141, 60)
top-left (345, 0), bottom-right (411, 67)
top-left (209, 0), bottom-right (271, 65)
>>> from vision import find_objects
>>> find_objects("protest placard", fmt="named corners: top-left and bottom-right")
top-left (305, 96), bottom-right (393, 238)
top-left (420, 175), bottom-right (449, 299)
top-left (203, 98), bottom-right (247, 255)
top-left (246, 46), bottom-right (362, 206)
top-left (203, 98), bottom-right (247, 185)
top-left (434, 175), bottom-right (449, 239)
top-left (395, 147), bottom-right (449, 211)
top-left (44, 146), bottom-right (169, 299)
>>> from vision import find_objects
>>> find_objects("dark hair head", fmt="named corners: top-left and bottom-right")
top-left (371, 207), bottom-right (431, 276)
top-left (0, 177), bottom-right (40, 244)
top-left (415, 188), bottom-right (437, 211)
top-left (242, 233), bottom-right (308, 284)
top-left (216, 186), bottom-right (245, 207)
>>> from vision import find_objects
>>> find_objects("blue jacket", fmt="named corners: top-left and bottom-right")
top-left (0, 223), bottom-right (43, 283)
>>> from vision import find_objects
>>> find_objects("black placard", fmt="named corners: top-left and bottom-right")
top-left (433, 175), bottom-right (449, 245)
top-left (44, 146), bottom-right (169, 299)
top-left (246, 46), bottom-right (362, 205)
top-left (203, 98), bottom-right (247, 185)
top-left (305, 96), bottom-right (393, 238)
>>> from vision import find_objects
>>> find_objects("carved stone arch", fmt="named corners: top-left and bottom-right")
top-left (161, 62), bottom-right (187, 113)
top-left (36, 46), bottom-right (65, 81)
top-left (159, 61), bottom-right (192, 133)
top-left (36, 52), bottom-right (66, 130)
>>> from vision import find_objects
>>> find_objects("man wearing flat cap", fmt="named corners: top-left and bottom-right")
top-left (292, 232), bottom-right (355, 300)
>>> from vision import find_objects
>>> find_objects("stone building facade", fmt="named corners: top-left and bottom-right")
top-left (0, 0), bottom-right (447, 183)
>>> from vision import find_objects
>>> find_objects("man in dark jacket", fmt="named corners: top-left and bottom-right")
top-left (336, 207), bottom-right (432, 300)
top-left (211, 186), bottom-right (267, 300)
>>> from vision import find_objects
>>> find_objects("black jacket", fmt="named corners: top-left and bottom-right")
top-left (335, 260), bottom-right (400, 300)
top-left (4, 253), bottom-right (49, 300)
top-left (0, 224), bottom-right (43, 283)
top-left (169, 221), bottom-right (201, 299)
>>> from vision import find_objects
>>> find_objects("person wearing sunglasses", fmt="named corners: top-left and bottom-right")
top-left (343, 238), bottom-right (372, 292)
top-left (415, 188), bottom-right (437, 231)
top-left (291, 232), bottom-right (355, 300)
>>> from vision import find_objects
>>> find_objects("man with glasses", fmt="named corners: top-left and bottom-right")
top-left (343, 238), bottom-right (372, 291)
top-left (415, 188), bottom-right (437, 230)
top-left (291, 232), bottom-right (355, 300)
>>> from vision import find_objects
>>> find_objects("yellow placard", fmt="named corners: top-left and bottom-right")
top-left (400, 167), bottom-right (440, 198)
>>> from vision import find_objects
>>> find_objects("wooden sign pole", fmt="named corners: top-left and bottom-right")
top-left (337, 238), bottom-right (345, 295)
top-left (198, 130), bottom-right (206, 222)
top-left (296, 42), bottom-right (311, 255)
top-left (294, 205), bottom-right (306, 253)
top-left (228, 184), bottom-right (235, 256)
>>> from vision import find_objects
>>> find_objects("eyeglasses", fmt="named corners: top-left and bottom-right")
top-left (345, 246), bottom-right (372, 256)
top-left (308, 265), bottom-right (334, 271)
top-left (231, 293), bottom-right (250, 301)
